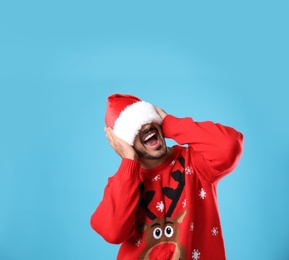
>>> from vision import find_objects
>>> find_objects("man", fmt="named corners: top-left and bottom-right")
top-left (91, 93), bottom-right (243, 260)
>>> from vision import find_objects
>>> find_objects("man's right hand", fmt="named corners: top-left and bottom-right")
top-left (104, 127), bottom-right (139, 161)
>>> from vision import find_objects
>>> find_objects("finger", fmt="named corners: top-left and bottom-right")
top-left (105, 127), bottom-right (113, 140)
top-left (108, 128), bottom-right (118, 142)
top-left (104, 127), bottom-right (111, 137)
top-left (105, 128), bottom-right (117, 148)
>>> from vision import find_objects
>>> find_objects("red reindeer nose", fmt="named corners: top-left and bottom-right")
top-left (149, 243), bottom-right (176, 260)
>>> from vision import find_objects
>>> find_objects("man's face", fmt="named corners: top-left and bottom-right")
top-left (133, 123), bottom-right (167, 159)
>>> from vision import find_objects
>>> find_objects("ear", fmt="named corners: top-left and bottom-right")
top-left (139, 223), bottom-right (147, 233)
top-left (177, 209), bottom-right (188, 224)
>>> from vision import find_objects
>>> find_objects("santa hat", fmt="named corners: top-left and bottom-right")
top-left (105, 94), bottom-right (163, 145)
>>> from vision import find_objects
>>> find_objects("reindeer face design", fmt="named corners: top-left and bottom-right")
top-left (138, 155), bottom-right (188, 260)
top-left (139, 210), bottom-right (187, 260)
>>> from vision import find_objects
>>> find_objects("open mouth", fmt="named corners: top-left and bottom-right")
top-left (142, 129), bottom-right (160, 147)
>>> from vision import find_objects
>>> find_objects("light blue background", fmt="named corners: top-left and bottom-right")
top-left (1, 0), bottom-right (288, 259)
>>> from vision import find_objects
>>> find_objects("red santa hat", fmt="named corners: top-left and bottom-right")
top-left (105, 94), bottom-right (163, 145)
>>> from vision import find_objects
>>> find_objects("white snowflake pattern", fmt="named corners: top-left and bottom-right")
top-left (211, 227), bottom-right (218, 236)
top-left (170, 160), bottom-right (176, 166)
top-left (190, 222), bottom-right (194, 231)
top-left (156, 201), bottom-right (165, 212)
top-left (152, 174), bottom-right (161, 181)
top-left (192, 249), bottom-right (201, 259)
top-left (182, 199), bottom-right (187, 208)
top-left (185, 166), bottom-right (193, 175)
top-left (199, 188), bottom-right (206, 199)
top-left (135, 238), bottom-right (142, 247)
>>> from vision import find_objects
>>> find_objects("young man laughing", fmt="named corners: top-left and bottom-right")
top-left (91, 93), bottom-right (243, 260)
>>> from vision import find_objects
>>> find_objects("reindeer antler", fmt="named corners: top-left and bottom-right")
top-left (163, 169), bottom-right (185, 217)
top-left (138, 182), bottom-right (157, 220)
top-left (139, 155), bottom-right (186, 219)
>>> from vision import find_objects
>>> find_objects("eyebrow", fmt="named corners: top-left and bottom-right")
top-left (151, 223), bottom-right (160, 228)
top-left (150, 221), bottom-right (174, 228)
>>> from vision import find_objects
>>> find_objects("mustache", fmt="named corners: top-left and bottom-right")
top-left (140, 127), bottom-right (158, 141)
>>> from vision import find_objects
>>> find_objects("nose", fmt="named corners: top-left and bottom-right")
top-left (148, 243), bottom-right (176, 260)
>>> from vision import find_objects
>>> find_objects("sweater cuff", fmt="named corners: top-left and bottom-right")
top-left (117, 158), bottom-right (141, 180)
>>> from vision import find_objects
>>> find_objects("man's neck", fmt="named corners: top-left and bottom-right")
top-left (139, 147), bottom-right (173, 169)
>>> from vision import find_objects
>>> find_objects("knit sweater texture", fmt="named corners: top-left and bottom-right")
top-left (91, 115), bottom-right (244, 260)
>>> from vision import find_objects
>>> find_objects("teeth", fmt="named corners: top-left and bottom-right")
top-left (144, 132), bottom-right (156, 141)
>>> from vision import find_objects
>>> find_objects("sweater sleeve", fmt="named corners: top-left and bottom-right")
top-left (90, 158), bottom-right (141, 244)
top-left (162, 115), bottom-right (244, 182)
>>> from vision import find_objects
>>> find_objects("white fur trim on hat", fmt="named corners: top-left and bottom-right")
top-left (113, 101), bottom-right (162, 145)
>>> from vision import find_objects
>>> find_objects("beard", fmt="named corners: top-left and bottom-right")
top-left (134, 141), bottom-right (168, 159)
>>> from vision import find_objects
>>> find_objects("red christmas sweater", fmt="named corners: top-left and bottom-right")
top-left (91, 115), bottom-right (243, 260)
